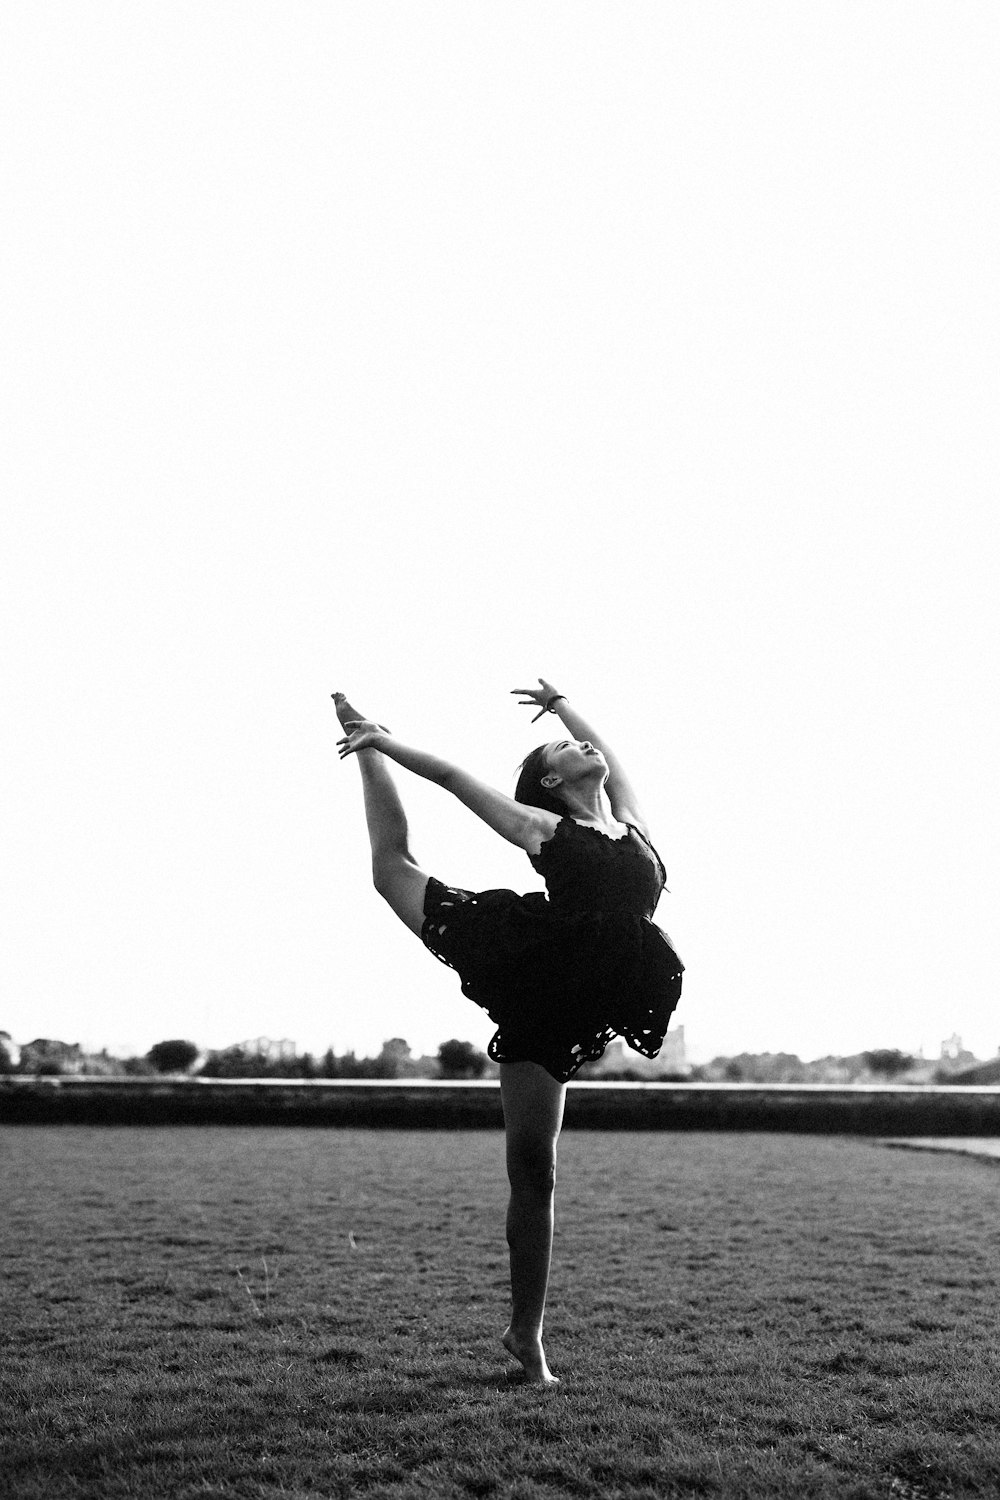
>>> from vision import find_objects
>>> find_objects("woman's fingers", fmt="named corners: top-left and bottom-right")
top-left (511, 677), bottom-right (563, 721)
top-left (511, 679), bottom-right (557, 700)
top-left (337, 721), bottom-right (386, 760)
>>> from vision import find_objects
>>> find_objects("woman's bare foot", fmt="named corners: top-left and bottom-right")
top-left (332, 692), bottom-right (364, 732)
top-left (502, 1326), bottom-right (559, 1386)
top-left (332, 692), bottom-right (392, 742)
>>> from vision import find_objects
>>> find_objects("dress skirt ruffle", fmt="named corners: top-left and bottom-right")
top-left (421, 876), bottom-right (684, 1084)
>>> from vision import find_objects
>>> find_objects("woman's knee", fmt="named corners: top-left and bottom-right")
top-left (371, 857), bottom-right (429, 938)
top-left (507, 1135), bottom-right (558, 1196)
top-left (371, 854), bottom-right (397, 898)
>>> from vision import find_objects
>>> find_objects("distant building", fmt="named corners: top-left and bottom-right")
top-left (661, 1024), bottom-right (687, 1073)
top-left (78, 1049), bottom-right (125, 1077)
top-left (938, 1033), bottom-right (978, 1074)
top-left (19, 1038), bottom-right (85, 1075)
top-left (237, 1037), bottom-right (297, 1062)
top-left (585, 1025), bottom-right (688, 1079)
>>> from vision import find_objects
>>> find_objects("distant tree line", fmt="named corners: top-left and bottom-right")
top-left (4, 1030), bottom-right (998, 1086)
top-left (686, 1047), bottom-right (1000, 1085)
top-left (197, 1036), bottom-right (490, 1080)
top-left (0, 1033), bottom-right (491, 1081)
top-left (691, 1049), bottom-right (919, 1083)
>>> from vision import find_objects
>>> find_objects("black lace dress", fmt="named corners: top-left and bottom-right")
top-left (421, 816), bottom-right (684, 1083)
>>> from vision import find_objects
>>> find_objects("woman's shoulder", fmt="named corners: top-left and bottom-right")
top-left (523, 810), bottom-right (564, 859)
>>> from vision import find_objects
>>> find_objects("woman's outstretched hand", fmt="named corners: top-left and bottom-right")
top-left (511, 677), bottom-right (565, 723)
top-left (337, 719), bottom-right (390, 759)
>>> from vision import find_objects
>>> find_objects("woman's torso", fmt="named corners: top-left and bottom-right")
top-left (527, 817), bottom-right (666, 918)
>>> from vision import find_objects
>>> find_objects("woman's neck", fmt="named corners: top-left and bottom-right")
top-left (559, 785), bottom-right (616, 826)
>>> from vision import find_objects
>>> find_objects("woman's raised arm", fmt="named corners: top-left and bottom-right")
top-left (512, 678), bottom-right (648, 829)
top-left (338, 720), bottom-right (557, 855)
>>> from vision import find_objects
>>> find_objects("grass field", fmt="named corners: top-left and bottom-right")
top-left (3, 1127), bottom-right (999, 1499)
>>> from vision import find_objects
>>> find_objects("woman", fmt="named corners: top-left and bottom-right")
top-left (334, 678), bottom-right (683, 1385)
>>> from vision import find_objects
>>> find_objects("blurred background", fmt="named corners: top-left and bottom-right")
top-left (2, 3), bottom-right (997, 1067)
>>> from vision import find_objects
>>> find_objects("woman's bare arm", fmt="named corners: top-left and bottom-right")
top-left (338, 721), bottom-right (557, 854)
top-left (512, 678), bottom-right (648, 828)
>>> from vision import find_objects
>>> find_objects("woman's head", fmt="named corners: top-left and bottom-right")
top-left (514, 740), bottom-right (608, 815)
top-left (514, 743), bottom-right (567, 816)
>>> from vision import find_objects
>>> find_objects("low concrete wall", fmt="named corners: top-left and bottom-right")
top-left (4, 1076), bottom-right (1000, 1133)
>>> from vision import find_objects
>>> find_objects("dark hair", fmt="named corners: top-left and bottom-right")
top-left (513, 743), bottom-right (568, 817)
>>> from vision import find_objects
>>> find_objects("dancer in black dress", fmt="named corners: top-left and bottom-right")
top-left (334, 678), bottom-right (683, 1385)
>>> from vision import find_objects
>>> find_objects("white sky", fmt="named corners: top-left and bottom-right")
top-left (2, 3), bottom-right (998, 1066)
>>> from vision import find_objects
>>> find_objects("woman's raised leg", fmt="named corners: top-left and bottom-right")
top-left (334, 693), bottom-right (429, 937)
top-left (499, 1060), bottom-right (567, 1385)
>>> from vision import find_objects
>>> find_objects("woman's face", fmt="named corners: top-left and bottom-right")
top-left (542, 739), bottom-right (606, 788)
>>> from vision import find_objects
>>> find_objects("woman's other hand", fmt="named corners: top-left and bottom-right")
top-left (337, 720), bottom-right (390, 759)
top-left (511, 678), bottom-right (564, 722)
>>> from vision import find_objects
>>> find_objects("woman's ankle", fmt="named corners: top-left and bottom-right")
top-left (506, 1319), bottom-right (544, 1344)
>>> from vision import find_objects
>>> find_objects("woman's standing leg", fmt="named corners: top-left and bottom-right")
top-left (499, 1060), bottom-right (567, 1385)
top-left (334, 693), bottom-right (429, 936)
top-left (337, 694), bottom-right (565, 1381)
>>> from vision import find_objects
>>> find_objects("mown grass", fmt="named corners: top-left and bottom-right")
top-left (3, 1127), bottom-right (999, 1499)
